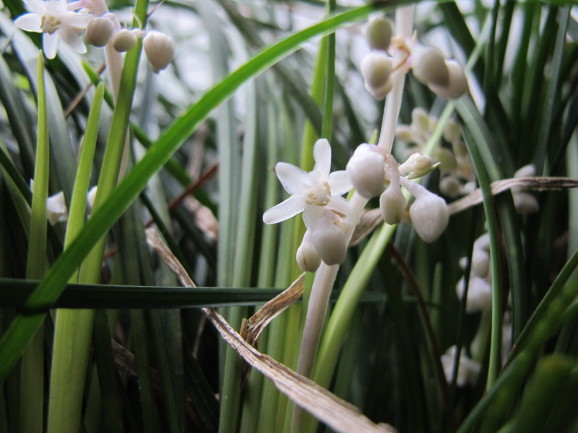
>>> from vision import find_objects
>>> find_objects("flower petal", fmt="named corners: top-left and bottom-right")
top-left (302, 204), bottom-right (324, 231)
top-left (14, 13), bottom-right (42, 32)
top-left (327, 170), bottom-right (352, 196)
top-left (313, 138), bottom-right (331, 176)
top-left (59, 26), bottom-right (87, 53)
top-left (263, 195), bottom-right (305, 224)
top-left (43, 32), bottom-right (59, 59)
top-left (275, 162), bottom-right (308, 195)
top-left (23, 0), bottom-right (45, 14)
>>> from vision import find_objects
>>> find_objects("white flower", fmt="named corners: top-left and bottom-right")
top-left (263, 139), bottom-right (352, 229)
top-left (456, 275), bottom-right (492, 312)
top-left (441, 346), bottom-right (480, 387)
top-left (14, 0), bottom-right (91, 59)
top-left (46, 191), bottom-right (68, 224)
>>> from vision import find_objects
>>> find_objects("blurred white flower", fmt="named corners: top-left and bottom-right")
top-left (14, 0), bottom-right (91, 59)
top-left (263, 138), bottom-right (352, 229)
top-left (46, 191), bottom-right (68, 225)
top-left (441, 345), bottom-right (480, 387)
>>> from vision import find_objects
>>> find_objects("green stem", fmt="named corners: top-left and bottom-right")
top-left (47, 84), bottom-right (105, 433)
top-left (20, 52), bottom-right (48, 433)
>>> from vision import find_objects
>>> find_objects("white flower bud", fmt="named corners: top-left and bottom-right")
top-left (367, 79), bottom-right (393, 100)
top-left (412, 107), bottom-right (430, 133)
top-left (409, 192), bottom-right (449, 242)
top-left (514, 164), bottom-right (536, 178)
top-left (379, 185), bottom-right (406, 225)
top-left (311, 212), bottom-right (347, 266)
top-left (435, 147), bottom-right (458, 173)
top-left (87, 186), bottom-right (98, 209)
top-left (398, 152), bottom-right (438, 179)
top-left (85, 16), bottom-right (114, 47)
top-left (471, 248), bottom-right (490, 278)
top-left (365, 16), bottom-right (393, 51)
top-left (456, 275), bottom-right (492, 312)
top-left (439, 175), bottom-right (462, 198)
top-left (441, 346), bottom-right (481, 386)
top-left (112, 29), bottom-right (137, 52)
top-left (361, 52), bottom-right (393, 100)
top-left (395, 125), bottom-right (414, 143)
top-left (513, 191), bottom-right (539, 215)
top-left (143, 31), bottom-right (175, 73)
top-left (46, 191), bottom-right (68, 225)
top-left (443, 119), bottom-right (461, 143)
top-left (346, 144), bottom-right (385, 198)
top-left (429, 60), bottom-right (468, 99)
top-left (412, 47), bottom-right (449, 87)
top-left (474, 233), bottom-right (490, 252)
top-left (296, 232), bottom-right (321, 272)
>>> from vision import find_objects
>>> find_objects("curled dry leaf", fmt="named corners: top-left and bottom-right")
top-left (240, 273), bottom-right (305, 348)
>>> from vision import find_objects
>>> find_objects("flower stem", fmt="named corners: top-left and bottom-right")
top-left (291, 193), bottom-right (367, 433)
top-left (378, 5), bottom-right (414, 153)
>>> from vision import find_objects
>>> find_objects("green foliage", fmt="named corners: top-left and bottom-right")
top-left (0, 1), bottom-right (577, 432)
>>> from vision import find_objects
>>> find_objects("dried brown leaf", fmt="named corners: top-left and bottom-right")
top-left (147, 227), bottom-right (397, 433)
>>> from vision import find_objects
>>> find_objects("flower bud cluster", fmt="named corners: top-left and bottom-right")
top-left (359, 15), bottom-right (468, 101)
top-left (511, 164), bottom-right (539, 215)
top-left (396, 108), bottom-right (475, 199)
top-left (346, 144), bottom-right (449, 243)
top-left (14, 0), bottom-right (175, 72)
top-left (456, 233), bottom-right (492, 312)
top-left (360, 16), bottom-right (395, 100)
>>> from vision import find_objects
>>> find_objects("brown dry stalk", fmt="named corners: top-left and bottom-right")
top-left (240, 272), bottom-right (305, 347)
top-left (447, 176), bottom-right (578, 214)
top-left (351, 176), bottom-right (578, 245)
top-left (145, 227), bottom-right (396, 433)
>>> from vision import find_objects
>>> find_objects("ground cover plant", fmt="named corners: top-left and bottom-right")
top-left (1, 0), bottom-right (578, 432)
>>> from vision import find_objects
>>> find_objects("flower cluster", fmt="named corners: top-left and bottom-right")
top-left (14, 0), bottom-right (174, 72)
top-left (263, 138), bottom-right (451, 272)
top-left (360, 14), bottom-right (468, 101)
top-left (396, 108), bottom-right (475, 198)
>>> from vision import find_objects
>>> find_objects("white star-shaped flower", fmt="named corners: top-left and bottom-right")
top-left (263, 139), bottom-right (352, 228)
top-left (14, 0), bottom-right (91, 59)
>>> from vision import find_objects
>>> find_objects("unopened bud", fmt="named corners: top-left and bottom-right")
top-left (399, 152), bottom-right (438, 179)
top-left (85, 16), bottom-right (114, 47)
top-left (443, 119), bottom-right (461, 143)
top-left (112, 29), bottom-right (137, 52)
top-left (409, 192), bottom-right (449, 242)
top-left (296, 232), bottom-right (321, 272)
top-left (474, 233), bottom-right (490, 252)
top-left (514, 164), bottom-right (536, 178)
top-left (346, 144), bottom-right (385, 198)
top-left (513, 191), bottom-right (539, 215)
top-left (365, 16), bottom-right (393, 51)
top-left (311, 212), bottom-right (347, 265)
top-left (87, 186), bottom-right (98, 209)
top-left (143, 31), bottom-right (175, 73)
top-left (435, 148), bottom-right (458, 173)
top-left (46, 191), bottom-right (68, 225)
top-left (439, 175), bottom-right (461, 198)
top-left (379, 185), bottom-right (406, 225)
top-left (413, 47), bottom-right (449, 87)
top-left (361, 52), bottom-right (393, 100)
top-left (456, 275), bottom-right (492, 312)
top-left (429, 60), bottom-right (468, 99)
top-left (471, 248), bottom-right (490, 277)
